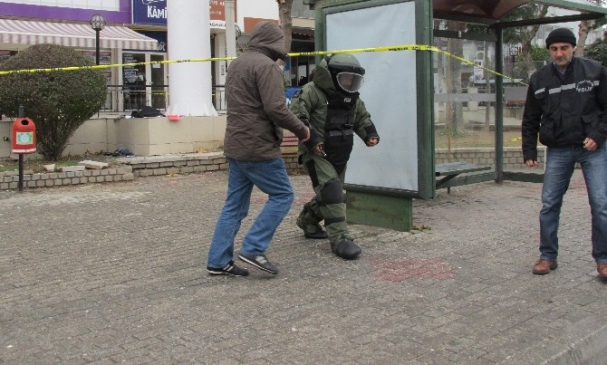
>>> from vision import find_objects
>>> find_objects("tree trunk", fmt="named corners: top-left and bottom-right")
top-left (435, 37), bottom-right (446, 125)
top-left (276, 0), bottom-right (294, 52)
top-left (445, 21), bottom-right (465, 133)
top-left (519, 5), bottom-right (549, 81)
top-left (577, 1), bottom-right (607, 58)
top-left (577, 20), bottom-right (591, 58)
top-left (483, 41), bottom-right (491, 132)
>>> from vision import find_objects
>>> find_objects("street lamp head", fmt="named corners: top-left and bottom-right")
top-left (90, 14), bottom-right (106, 31)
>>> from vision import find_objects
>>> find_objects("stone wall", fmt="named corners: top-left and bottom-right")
top-left (120, 152), bottom-right (229, 177)
top-left (119, 152), bottom-right (306, 177)
top-left (0, 148), bottom-right (543, 191)
top-left (0, 166), bottom-right (134, 190)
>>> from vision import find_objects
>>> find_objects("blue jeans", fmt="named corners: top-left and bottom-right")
top-left (207, 157), bottom-right (294, 269)
top-left (539, 144), bottom-right (607, 263)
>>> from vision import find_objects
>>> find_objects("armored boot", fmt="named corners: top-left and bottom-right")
top-left (330, 236), bottom-right (361, 260)
top-left (296, 204), bottom-right (328, 239)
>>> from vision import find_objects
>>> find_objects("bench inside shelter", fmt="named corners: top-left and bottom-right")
top-left (435, 161), bottom-right (492, 193)
top-left (282, 133), bottom-right (491, 194)
top-left (504, 86), bottom-right (527, 108)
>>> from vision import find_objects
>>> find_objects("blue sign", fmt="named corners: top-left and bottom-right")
top-left (140, 31), bottom-right (167, 52)
top-left (133, 0), bottom-right (168, 26)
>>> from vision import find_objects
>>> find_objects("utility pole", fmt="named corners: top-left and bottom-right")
top-left (225, 0), bottom-right (237, 67)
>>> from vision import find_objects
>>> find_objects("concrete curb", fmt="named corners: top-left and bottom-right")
top-left (544, 320), bottom-right (607, 365)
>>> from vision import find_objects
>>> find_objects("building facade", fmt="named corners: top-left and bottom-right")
top-left (0, 0), bottom-right (317, 112)
top-left (0, 0), bottom-right (160, 112)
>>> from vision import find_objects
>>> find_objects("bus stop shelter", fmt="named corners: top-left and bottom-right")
top-left (311, 0), bottom-right (607, 231)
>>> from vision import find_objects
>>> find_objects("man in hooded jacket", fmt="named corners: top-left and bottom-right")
top-left (206, 21), bottom-right (310, 276)
top-left (290, 53), bottom-right (380, 260)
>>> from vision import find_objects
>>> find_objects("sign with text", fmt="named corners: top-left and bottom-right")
top-left (133, 0), bottom-right (235, 26)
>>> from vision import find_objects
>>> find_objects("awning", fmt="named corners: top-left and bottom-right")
top-left (0, 19), bottom-right (158, 50)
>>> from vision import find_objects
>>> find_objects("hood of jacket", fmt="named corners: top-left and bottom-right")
top-left (247, 22), bottom-right (287, 62)
top-left (312, 58), bottom-right (337, 94)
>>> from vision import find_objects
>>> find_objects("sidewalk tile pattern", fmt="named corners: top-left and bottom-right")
top-left (0, 170), bottom-right (605, 364)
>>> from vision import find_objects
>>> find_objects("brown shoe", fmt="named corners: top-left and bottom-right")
top-left (532, 259), bottom-right (558, 275)
top-left (597, 263), bottom-right (607, 278)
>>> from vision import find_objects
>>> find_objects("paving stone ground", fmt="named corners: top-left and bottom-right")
top-left (0, 169), bottom-right (606, 364)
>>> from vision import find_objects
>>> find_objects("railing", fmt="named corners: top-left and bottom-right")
top-left (99, 85), bottom-right (226, 113)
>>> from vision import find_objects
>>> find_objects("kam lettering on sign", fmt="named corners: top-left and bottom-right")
top-left (134, 0), bottom-right (230, 25)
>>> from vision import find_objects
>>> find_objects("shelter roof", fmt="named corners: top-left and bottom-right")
top-left (433, 0), bottom-right (607, 23)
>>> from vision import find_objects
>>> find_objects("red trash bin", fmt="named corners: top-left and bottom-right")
top-left (11, 117), bottom-right (36, 154)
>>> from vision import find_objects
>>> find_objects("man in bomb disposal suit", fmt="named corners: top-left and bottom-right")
top-left (290, 53), bottom-right (380, 260)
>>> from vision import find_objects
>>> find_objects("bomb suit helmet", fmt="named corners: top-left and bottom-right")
top-left (325, 53), bottom-right (365, 93)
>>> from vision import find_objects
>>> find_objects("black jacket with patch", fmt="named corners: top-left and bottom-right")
top-left (522, 57), bottom-right (607, 161)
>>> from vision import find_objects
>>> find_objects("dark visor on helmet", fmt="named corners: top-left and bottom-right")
top-left (336, 72), bottom-right (364, 93)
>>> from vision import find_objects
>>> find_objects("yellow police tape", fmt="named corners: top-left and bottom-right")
top-left (0, 43), bottom-right (526, 86)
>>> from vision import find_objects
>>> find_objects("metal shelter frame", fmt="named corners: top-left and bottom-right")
top-left (312, 0), bottom-right (607, 231)
top-left (316, 0), bottom-right (607, 184)
top-left (434, 0), bottom-right (607, 184)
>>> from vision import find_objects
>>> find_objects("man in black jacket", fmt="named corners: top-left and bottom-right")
top-left (522, 28), bottom-right (607, 278)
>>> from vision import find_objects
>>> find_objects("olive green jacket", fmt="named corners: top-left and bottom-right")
top-left (289, 81), bottom-right (376, 155)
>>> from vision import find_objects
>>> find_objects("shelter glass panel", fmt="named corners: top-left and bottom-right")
top-left (433, 31), bottom-right (502, 172)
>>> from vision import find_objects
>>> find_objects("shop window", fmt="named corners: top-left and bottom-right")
top-left (123, 53), bottom-right (147, 110)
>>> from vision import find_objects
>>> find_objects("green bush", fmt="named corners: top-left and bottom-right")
top-left (585, 39), bottom-right (607, 66)
top-left (0, 44), bottom-right (107, 161)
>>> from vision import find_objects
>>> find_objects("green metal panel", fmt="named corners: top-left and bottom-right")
top-left (346, 191), bottom-right (413, 232)
top-left (415, 0), bottom-right (434, 200)
top-left (495, 28), bottom-right (504, 183)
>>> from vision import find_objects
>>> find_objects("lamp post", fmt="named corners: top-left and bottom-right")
top-left (90, 14), bottom-right (106, 65)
